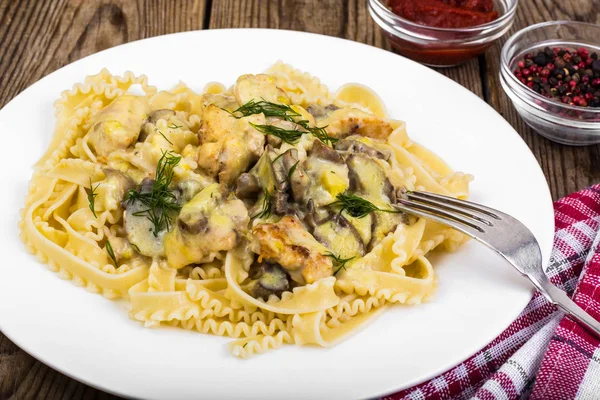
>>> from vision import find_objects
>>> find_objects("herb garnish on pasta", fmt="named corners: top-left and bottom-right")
top-left (19, 63), bottom-right (472, 358)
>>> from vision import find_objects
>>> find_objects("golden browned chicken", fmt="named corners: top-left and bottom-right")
top-left (319, 108), bottom-right (393, 140)
top-left (252, 216), bottom-right (333, 285)
top-left (197, 105), bottom-right (265, 185)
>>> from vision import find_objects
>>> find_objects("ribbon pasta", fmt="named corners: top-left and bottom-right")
top-left (19, 63), bottom-right (472, 358)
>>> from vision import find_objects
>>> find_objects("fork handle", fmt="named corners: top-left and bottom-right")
top-left (538, 277), bottom-right (600, 339)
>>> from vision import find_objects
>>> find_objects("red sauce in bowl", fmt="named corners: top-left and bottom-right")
top-left (388, 0), bottom-right (498, 28)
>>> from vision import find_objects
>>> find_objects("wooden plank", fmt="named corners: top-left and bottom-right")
top-left (483, 1), bottom-right (600, 199)
top-left (0, 0), bottom-right (207, 108)
top-left (0, 1), bottom-right (207, 399)
top-left (208, 0), bottom-right (484, 99)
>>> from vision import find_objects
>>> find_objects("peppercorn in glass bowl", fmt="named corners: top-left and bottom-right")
top-left (368, 0), bottom-right (518, 67)
top-left (500, 21), bottom-right (600, 145)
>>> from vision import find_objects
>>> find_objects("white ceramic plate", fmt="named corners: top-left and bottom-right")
top-left (0, 29), bottom-right (553, 400)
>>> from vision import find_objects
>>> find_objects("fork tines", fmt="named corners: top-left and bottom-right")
top-left (396, 191), bottom-right (501, 236)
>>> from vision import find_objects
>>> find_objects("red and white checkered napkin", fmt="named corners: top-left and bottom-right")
top-left (383, 185), bottom-right (600, 400)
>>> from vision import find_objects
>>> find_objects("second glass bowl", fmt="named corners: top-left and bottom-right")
top-left (500, 21), bottom-right (600, 145)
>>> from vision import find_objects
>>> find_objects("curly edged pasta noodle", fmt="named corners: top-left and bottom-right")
top-left (20, 62), bottom-right (472, 357)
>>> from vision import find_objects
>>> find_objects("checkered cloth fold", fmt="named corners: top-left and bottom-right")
top-left (384, 184), bottom-right (600, 400)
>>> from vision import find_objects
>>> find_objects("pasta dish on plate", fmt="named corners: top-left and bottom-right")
top-left (20, 62), bottom-right (472, 357)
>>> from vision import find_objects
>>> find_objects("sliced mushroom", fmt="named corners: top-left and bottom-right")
top-left (271, 151), bottom-right (291, 192)
top-left (306, 104), bottom-right (339, 119)
top-left (86, 94), bottom-right (150, 161)
top-left (343, 213), bottom-right (373, 248)
top-left (304, 199), bottom-right (333, 232)
top-left (272, 191), bottom-right (297, 216)
top-left (346, 154), bottom-right (395, 202)
top-left (123, 178), bottom-right (167, 258)
top-left (334, 139), bottom-right (389, 161)
top-left (164, 183), bottom-right (249, 268)
top-left (282, 150), bottom-right (310, 202)
top-left (102, 168), bottom-right (135, 206)
top-left (249, 151), bottom-right (277, 192)
top-left (243, 262), bottom-right (290, 300)
top-left (310, 140), bottom-right (344, 164)
top-left (235, 173), bottom-right (261, 199)
top-left (313, 215), bottom-right (365, 259)
top-left (252, 216), bottom-right (333, 285)
top-left (201, 93), bottom-right (239, 112)
top-left (148, 109), bottom-right (176, 124)
top-left (369, 211), bottom-right (405, 251)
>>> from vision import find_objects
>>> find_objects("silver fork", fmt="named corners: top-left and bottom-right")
top-left (396, 190), bottom-right (600, 338)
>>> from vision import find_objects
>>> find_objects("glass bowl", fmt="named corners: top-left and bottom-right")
top-left (500, 21), bottom-right (600, 146)
top-left (368, 0), bottom-right (518, 67)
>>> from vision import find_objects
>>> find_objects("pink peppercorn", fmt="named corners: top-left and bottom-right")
top-left (513, 46), bottom-right (600, 108)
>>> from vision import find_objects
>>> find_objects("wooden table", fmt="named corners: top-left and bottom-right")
top-left (1, 0), bottom-right (599, 398)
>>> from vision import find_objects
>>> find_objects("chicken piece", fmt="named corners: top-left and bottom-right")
top-left (252, 216), bottom-right (333, 285)
top-left (164, 184), bottom-right (249, 268)
top-left (319, 108), bottom-right (393, 140)
top-left (87, 94), bottom-right (149, 161)
top-left (198, 105), bottom-right (238, 143)
top-left (197, 105), bottom-right (266, 185)
top-left (234, 74), bottom-right (289, 106)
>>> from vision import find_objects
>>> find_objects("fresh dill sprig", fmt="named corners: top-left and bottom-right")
top-left (130, 243), bottom-right (141, 253)
top-left (325, 252), bottom-right (355, 276)
top-left (87, 177), bottom-right (100, 218)
top-left (328, 192), bottom-right (401, 219)
top-left (168, 123), bottom-right (182, 129)
top-left (231, 100), bottom-right (337, 146)
top-left (252, 189), bottom-right (272, 219)
top-left (249, 122), bottom-right (304, 145)
top-left (288, 161), bottom-right (299, 178)
top-left (229, 99), bottom-right (301, 121)
top-left (156, 129), bottom-right (173, 145)
top-left (124, 150), bottom-right (182, 236)
top-left (105, 241), bottom-right (118, 268)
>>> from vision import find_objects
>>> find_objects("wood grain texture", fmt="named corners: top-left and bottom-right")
top-left (483, 0), bottom-right (600, 199)
top-left (1, 0), bottom-right (599, 398)
top-left (208, 0), bottom-right (484, 99)
top-left (0, 0), bottom-right (206, 108)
